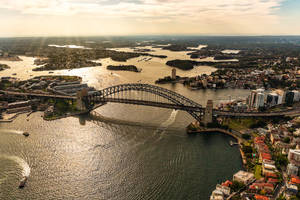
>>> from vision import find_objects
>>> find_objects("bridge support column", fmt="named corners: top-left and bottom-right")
top-left (203, 100), bottom-right (213, 126)
top-left (76, 89), bottom-right (88, 111)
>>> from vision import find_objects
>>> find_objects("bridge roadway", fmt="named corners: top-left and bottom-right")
top-left (2, 90), bottom-right (300, 118)
top-left (0, 90), bottom-right (76, 100)
top-left (214, 109), bottom-right (300, 117)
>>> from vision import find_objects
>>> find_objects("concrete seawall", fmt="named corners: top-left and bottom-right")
top-left (187, 128), bottom-right (243, 143)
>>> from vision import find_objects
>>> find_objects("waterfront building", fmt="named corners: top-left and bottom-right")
top-left (288, 149), bottom-right (300, 166)
top-left (233, 170), bottom-right (255, 185)
top-left (287, 163), bottom-right (298, 176)
top-left (215, 184), bottom-right (230, 196)
top-left (209, 189), bottom-right (224, 200)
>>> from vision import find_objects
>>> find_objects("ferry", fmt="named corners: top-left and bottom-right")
top-left (23, 132), bottom-right (29, 137)
top-left (19, 176), bottom-right (28, 188)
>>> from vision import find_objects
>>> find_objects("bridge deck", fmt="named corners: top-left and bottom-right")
top-left (0, 90), bottom-right (76, 100)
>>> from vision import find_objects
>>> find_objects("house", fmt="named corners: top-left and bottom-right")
top-left (291, 177), bottom-right (300, 185)
top-left (233, 171), bottom-right (255, 185)
top-left (265, 172), bottom-right (278, 179)
top-left (262, 163), bottom-right (276, 175)
top-left (249, 182), bottom-right (274, 194)
top-left (254, 194), bottom-right (269, 200)
top-left (221, 180), bottom-right (232, 187)
top-left (270, 132), bottom-right (281, 144)
top-left (259, 153), bottom-right (272, 163)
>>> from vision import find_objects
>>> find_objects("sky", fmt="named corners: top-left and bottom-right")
top-left (0, 0), bottom-right (299, 37)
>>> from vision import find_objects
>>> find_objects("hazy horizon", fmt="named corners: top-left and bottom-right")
top-left (0, 0), bottom-right (300, 37)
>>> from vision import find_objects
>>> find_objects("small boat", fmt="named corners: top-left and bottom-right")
top-left (229, 141), bottom-right (238, 146)
top-left (23, 132), bottom-right (29, 137)
top-left (19, 176), bottom-right (28, 188)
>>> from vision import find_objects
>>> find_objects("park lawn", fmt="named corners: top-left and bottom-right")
top-left (254, 165), bottom-right (262, 179)
top-left (224, 118), bottom-right (257, 131)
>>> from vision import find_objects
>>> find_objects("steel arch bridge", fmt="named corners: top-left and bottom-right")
top-left (82, 83), bottom-right (204, 121)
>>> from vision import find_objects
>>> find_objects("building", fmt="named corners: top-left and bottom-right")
top-left (293, 90), bottom-right (300, 102)
top-left (288, 149), bottom-right (300, 166)
top-left (233, 170), bottom-right (255, 185)
top-left (255, 92), bottom-right (265, 108)
top-left (287, 163), bottom-right (298, 176)
top-left (286, 184), bottom-right (298, 196)
top-left (249, 89), bottom-right (265, 109)
top-left (215, 184), bottom-right (230, 196)
top-left (262, 163), bottom-right (276, 175)
top-left (171, 68), bottom-right (176, 80)
top-left (210, 189), bottom-right (224, 200)
top-left (285, 91), bottom-right (295, 106)
top-left (249, 90), bottom-right (257, 108)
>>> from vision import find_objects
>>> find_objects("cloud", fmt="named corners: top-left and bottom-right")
top-left (0, 0), bottom-right (292, 36)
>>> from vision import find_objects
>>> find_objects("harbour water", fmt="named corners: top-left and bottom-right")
top-left (0, 46), bottom-right (248, 199)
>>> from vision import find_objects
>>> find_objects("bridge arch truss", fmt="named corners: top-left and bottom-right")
top-left (83, 83), bottom-right (204, 121)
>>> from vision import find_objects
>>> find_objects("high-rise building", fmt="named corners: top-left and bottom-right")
top-left (285, 91), bottom-right (295, 106)
top-left (249, 89), bottom-right (265, 109)
top-left (249, 90), bottom-right (257, 108)
top-left (293, 90), bottom-right (300, 102)
top-left (255, 93), bottom-right (265, 108)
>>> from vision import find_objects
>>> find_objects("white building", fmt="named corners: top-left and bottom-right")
top-left (255, 93), bottom-right (265, 108)
top-left (210, 189), bottom-right (224, 200)
top-left (287, 163), bottom-right (298, 176)
top-left (293, 90), bottom-right (300, 102)
top-left (233, 170), bottom-right (255, 185)
top-left (288, 149), bottom-right (300, 166)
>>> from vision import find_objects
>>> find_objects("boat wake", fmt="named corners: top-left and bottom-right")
top-left (0, 155), bottom-right (30, 177)
top-left (155, 110), bottom-right (178, 141)
top-left (160, 110), bottom-right (178, 129)
top-left (0, 129), bottom-right (24, 136)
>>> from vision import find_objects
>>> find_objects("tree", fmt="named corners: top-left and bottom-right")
top-left (242, 134), bottom-right (251, 140)
top-left (283, 137), bottom-right (291, 143)
top-left (230, 181), bottom-right (245, 192)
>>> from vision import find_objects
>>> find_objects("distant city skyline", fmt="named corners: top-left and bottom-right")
top-left (0, 0), bottom-right (300, 37)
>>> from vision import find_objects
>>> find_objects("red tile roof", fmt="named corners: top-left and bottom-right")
top-left (260, 153), bottom-right (272, 160)
top-left (222, 180), bottom-right (232, 187)
top-left (255, 195), bottom-right (269, 200)
top-left (291, 177), bottom-right (300, 184)
top-left (265, 172), bottom-right (277, 178)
